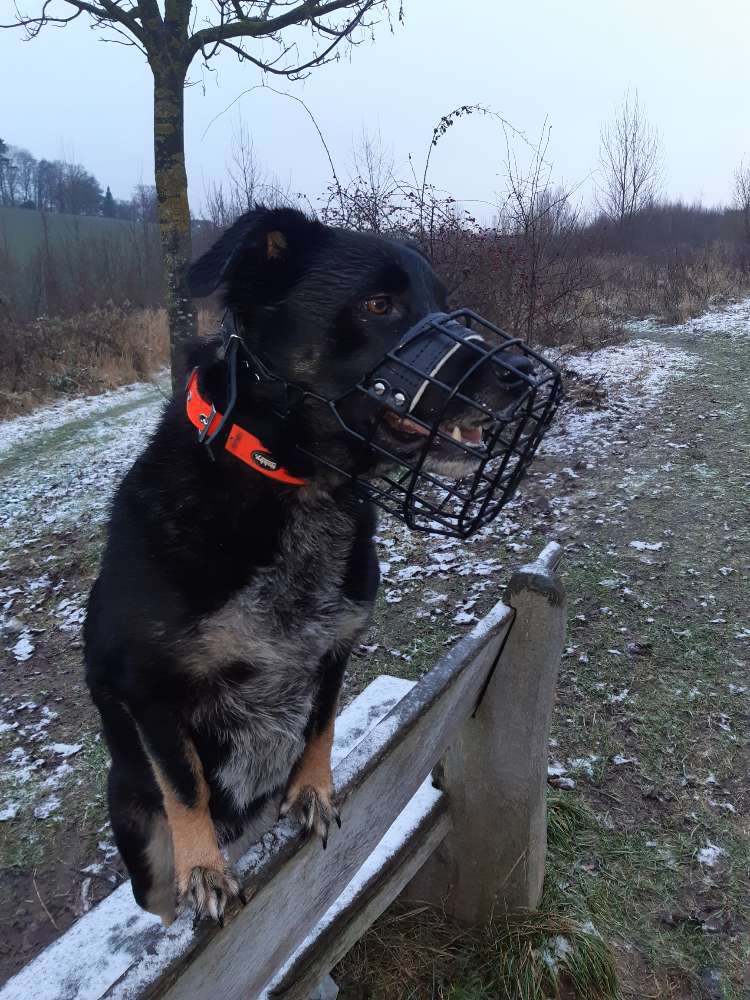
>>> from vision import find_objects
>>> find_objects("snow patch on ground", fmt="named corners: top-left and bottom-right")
top-left (697, 842), bottom-right (726, 868)
top-left (541, 339), bottom-right (700, 459)
top-left (0, 380), bottom-right (167, 538)
top-left (627, 297), bottom-right (750, 339)
top-left (0, 376), bottom-right (167, 460)
top-left (9, 633), bottom-right (34, 662)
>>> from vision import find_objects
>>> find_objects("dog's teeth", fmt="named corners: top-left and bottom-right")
top-left (451, 426), bottom-right (462, 442)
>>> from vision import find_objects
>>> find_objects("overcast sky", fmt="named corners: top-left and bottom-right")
top-left (1, 0), bottom-right (748, 217)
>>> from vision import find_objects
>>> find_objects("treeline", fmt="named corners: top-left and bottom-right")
top-left (3, 96), bottom-right (750, 345)
top-left (584, 200), bottom-right (748, 256)
top-left (0, 137), bottom-right (158, 220)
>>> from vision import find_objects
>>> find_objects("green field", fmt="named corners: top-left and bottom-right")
top-left (0, 206), bottom-right (161, 314)
top-left (0, 204), bottom-right (158, 265)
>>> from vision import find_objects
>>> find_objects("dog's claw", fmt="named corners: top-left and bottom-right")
top-left (281, 783), bottom-right (340, 849)
top-left (179, 864), bottom-right (241, 927)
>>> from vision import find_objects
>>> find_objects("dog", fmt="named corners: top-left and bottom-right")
top-left (84, 206), bottom-right (538, 926)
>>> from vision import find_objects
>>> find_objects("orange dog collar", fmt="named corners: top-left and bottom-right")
top-left (185, 368), bottom-right (307, 486)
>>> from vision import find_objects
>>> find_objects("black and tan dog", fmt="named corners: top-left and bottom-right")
top-left (84, 207), bottom-right (533, 926)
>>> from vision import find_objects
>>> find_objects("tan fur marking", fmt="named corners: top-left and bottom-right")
top-left (146, 741), bottom-right (226, 896)
top-left (285, 713), bottom-right (335, 805)
top-left (143, 811), bottom-right (177, 925)
top-left (266, 230), bottom-right (288, 259)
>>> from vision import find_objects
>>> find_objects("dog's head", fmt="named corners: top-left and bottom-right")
top-left (188, 206), bottom-right (537, 485)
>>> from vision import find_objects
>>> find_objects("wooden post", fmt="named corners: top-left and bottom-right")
top-left (406, 542), bottom-right (566, 922)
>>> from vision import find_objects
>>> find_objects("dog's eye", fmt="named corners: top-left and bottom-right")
top-left (363, 296), bottom-right (392, 316)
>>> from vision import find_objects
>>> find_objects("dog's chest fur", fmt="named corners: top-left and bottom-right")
top-left (184, 491), bottom-right (371, 812)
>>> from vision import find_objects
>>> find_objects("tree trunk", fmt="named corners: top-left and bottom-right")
top-left (153, 58), bottom-right (196, 393)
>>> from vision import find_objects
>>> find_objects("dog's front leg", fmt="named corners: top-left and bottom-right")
top-left (132, 702), bottom-right (243, 925)
top-left (280, 646), bottom-right (349, 847)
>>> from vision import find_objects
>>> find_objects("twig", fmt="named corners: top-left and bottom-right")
top-left (32, 869), bottom-right (59, 929)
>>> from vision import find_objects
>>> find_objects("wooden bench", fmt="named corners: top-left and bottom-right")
top-left (0, 542), bottom-right (565, 1000)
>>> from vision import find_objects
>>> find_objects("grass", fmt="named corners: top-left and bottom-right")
top-left (0, 731), bottom-right (111, 873)
top-left (443, 912), bottom-right (621, 1000)
top-left (337, 794), bottom-right (622, 1000)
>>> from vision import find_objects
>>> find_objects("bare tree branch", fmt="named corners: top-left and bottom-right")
top-left (4, 0), bottom-right (150, 44)
top-left (188, 0), bottom-right (376, 54)
top-left (206, 8), bottom-right (368, 80)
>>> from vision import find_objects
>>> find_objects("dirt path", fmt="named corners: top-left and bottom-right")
top-left (0, 307), bottom-right (748, 994)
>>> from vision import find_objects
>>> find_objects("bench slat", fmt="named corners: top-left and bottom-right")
top-left (263, 780), bottom-right (449, 999)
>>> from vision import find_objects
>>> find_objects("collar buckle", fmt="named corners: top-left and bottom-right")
top-left (197, 404), bottom-right (217, 444)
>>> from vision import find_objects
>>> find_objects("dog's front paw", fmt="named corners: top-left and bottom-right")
top-left (179, 863), bottom-right (245, 927)
top-left (280, 779), bottom-right (341, 849)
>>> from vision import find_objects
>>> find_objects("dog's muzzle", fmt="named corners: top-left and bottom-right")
top-left (302, 310), bottom-right (563, 538)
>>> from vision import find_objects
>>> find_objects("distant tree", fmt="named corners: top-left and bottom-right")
top-left (733, 159), bottom-right (750, 242)
top-left (131, 184), bottom-right (159, 223)
top-left (103, 185), bottom-right (116, 218)
top-left (13, 147), bottom-right (38, 205)
top-left (60, 163), bottom-right (103, 215)
top-left (203, 118), bottom-right (283, 228)
top-left (0, 144), bottom-right (40, 207)
top-left (0, 138), bottom-right (17, 205)
top-left (2, 1), bottom-right (400, 387)
top-left (35, 158), bottom-right (62, 212)
top-left (597, 91), bottom-right (662, 237)
top-left (0, 137), bottom-right (8, 188)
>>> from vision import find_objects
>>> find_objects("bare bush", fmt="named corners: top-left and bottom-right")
top-left (593, 243), bottom-right (745, 324)
top-left (0, 306), bottom-right (217, 417)
top-left (0, 306), bottom-right (167, 416)
top-left (318, 118), bottom-right (607, 348)
top-left (492, 124), bottom-right (600, 344)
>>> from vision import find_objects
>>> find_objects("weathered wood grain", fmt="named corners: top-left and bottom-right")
top-left (265, 784), bottom-right (450, 1000)
top-left (406, 541), bottom-right (566, 922)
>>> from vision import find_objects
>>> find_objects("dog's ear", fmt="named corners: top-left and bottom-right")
top-left (187, 206), bottom-right (324, 298)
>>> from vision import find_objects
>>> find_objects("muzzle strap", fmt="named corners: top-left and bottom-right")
top-left (366, 313), bottom-right (487, 420)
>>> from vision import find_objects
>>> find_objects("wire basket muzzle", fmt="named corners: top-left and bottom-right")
top-left (296, 310), bottom-right (562, 537)
top-left (350, 311), bottom-right (562, 536)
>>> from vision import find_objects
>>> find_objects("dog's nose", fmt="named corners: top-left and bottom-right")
top-left (496, 353), bottom-right (536, 391)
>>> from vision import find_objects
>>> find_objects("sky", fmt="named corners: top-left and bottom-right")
top-left (1, 0), bottom-right (749, 218)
